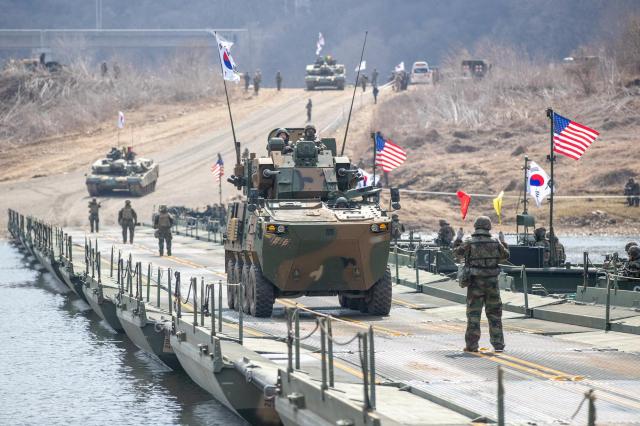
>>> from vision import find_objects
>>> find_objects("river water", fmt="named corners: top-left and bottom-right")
top-left (0, 241), bottom-right (246, 426)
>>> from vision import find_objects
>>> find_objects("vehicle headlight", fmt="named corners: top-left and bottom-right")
top-left (266, 224), bottom-right (287, 234)
top-left (370, 223), bottom-right (389, 233)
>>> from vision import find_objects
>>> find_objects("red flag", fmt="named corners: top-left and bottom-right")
top-left (456, 190), bottom-right (471, 220)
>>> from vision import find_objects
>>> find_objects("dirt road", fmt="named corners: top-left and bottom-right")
top-left (0, 87), bottom-right (373, 230)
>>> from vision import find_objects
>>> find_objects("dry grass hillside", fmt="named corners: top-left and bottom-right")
top-left (346, 39), bottom-right (640, 235)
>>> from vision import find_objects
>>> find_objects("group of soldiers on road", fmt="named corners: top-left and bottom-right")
top-left (87, 199), bottom-right (174, 257)
top-left (624, 178), bottom-right (640, 207)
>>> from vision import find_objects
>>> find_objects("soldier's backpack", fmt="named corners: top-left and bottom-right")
top-left (121, 207), bottom-right (133, 221)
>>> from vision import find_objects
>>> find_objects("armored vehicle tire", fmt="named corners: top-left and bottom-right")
top-left (337, 83), bottom-right (345, 90)
top-left (306, 83), bottom-right (315, 91)
top-left (247, 265), bottom-right (274, 317)
top-left (226, 260), bottom-right (236, 309)
top-left (363, 267), bottom-right (392, 316)
top-left (338, 294), bottom-right (349, 308)
top-left (233, 261), bottom-right (244, 312)
top-left (241, 264), bottom-right (251, 314)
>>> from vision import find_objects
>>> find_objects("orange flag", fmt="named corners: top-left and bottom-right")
top-left (456, 190), bottom-right (471, 220)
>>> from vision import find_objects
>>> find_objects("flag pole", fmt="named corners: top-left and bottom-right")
top-left (522, 155), bottom-right (529, 215)
top-left (340, 31), bottom-right (368, 156)
top-left (214, 31), bottom-right (240, 166)
top-left (546, 108), bottom-right (557, 266)
top-left (218, 171), bottom-right (222, 205)
top-left (371, 132), bottom-right (376, 186)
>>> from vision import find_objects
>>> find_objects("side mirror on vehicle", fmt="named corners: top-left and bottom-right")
top-left (390, 187), bottom-right (401, 210)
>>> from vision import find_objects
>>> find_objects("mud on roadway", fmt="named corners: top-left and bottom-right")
top-left (0, 87), bottom-right (372, 230)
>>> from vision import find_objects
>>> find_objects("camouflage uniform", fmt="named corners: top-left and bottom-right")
top-left (624, 246), bottom-right (640, 278)
top-left (88, 198), bottom-right (100, 233)
top-left (118, 200), bottom-right (137, 244)
top-left (306, 99), bottom-right (312, 122)
top-left (391, 214), bottom-right (405, 242)
top-left (244, 72), bottom-right (250, 92)
top-left (436, 220), bottom-right (455, 247)
top-left (454, 216), bottom-right (509, 352)
top-left (276, 71), bottom-right (282, 91)
top-left (154, 206), bottom-right (174, 256)
top-left (551, 235), bottom-right (566, 264)
top-left (533, 227), bottom-right (550, 266)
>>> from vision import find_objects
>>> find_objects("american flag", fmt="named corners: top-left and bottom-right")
top-left (552, 112), bottom-right (599, 160)
top-left (211, 153), bottom-right (224, 182)
top-left (375, 132), bottom-right (407, 172)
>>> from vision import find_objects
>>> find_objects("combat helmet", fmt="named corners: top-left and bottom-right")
top-left (304, 124), bottom-right (317, 140)
top-left (534, 227), bottom-right (546, 239)
top-left (392, 214), bottom-right (399, 221)
top-left (125, 200), bottom-right (131, 206)
top-left (159, 205), bottom-right (168, 213)
top-left (628, 245), bottom-right (640, 260)
top-left (275, 128), bottom-right (290, 142)
top-left (439, 219), bottom-right (447, 226)
top-left (625, 242), bottom-right (638, 254)
top-left (473, 216), bottom-right (492, 231)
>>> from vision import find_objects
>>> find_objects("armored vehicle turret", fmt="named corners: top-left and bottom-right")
top-left (86, 147), bottom-right (159, 196)
top-left (305, 55), bottom-right (346, 90)
top-left (224, 127), bottom-right (399, 317)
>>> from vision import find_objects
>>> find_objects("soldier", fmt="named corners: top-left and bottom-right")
top-left (551, 235), bottom-right (566, 265)
top-left (306, 99), bottom-right (313, 122)
top-left (436, 220), bottom-right (456, 248)
top-left (244, 72), bottom-right (250, 92)
top-left (372, 85), bottom-right (379, 104)
top-left (453, 227), bottom-right (465, 248)
top-left (154, 205), bottom-right (174, 256)
top-left (624, 178), bottom-right (635, 206)
top-left (113, 62), bottom-right (121, 79)
top-left (533, 227), bottom-right (550, 266)
top-left (625, 241), bottom-right (638, 257)
top-left (454, 216), bottom-right (509, 353)
top-left (88, 198), bottom-right (101, 233)
top-left (390, 214), bottom-right (405, 243)
top-left (276, 71), bottom-right (283, 91)
top-left (302, 124), bottom-right (317, 142)
top-left (360, 74), bottom-right (368, 92)
top-left (276, 128), bottom-right (293, 154)
top-left (633, 179), bottom-right (640, 207)
top-left (100, 61), bottom-right (108, 78)
top-left (118, 200), bottom-right (137, 244)
top-left (253, 70), bottom-right (262, 95)
top-left (371, 68), bottom-right (379, 87)
top-left (623, 246), bottom-right (640, 278)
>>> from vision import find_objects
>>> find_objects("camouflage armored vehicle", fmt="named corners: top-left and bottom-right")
top-left (305, 55), bottom-right (346, 90)
top-left (86, 147), bottom-right (159, 196)
top-left (224, 127), bottom-right (400, 317)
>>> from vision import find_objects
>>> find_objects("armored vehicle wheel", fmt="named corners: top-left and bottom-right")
top-left (241, 264), bottom-right (252, 314)
top-left (338, 294), bottom-right (349, 308)
top-left (130, 184), bottom-right (143, 197)
top-left (233, 261), bottom-right (244, 311)
top-left (226, 260), bottom-right (236, 309)
top-left (306, 83), bottom-right (315, 91)
top-left (363, 267), bottom-right (392, 316)
top-left (248, 265), bottom-right (274, 317)
top-left (337, 83), bottom-right (345, 90)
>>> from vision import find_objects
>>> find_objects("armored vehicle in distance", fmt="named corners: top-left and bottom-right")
top-left (224, 127), bottom-right (399, 317)
top-left (305, 55), bottom-right (346, 90)
top-left (86, 147), bottom-right (159, 196)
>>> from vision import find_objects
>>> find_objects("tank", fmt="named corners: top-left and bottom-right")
top-left (224, 128), bottom-right (400, 317)
top-left (305, 55), bottom-right (346, 90)
top-left (85, 147), bottom-right (159, 196)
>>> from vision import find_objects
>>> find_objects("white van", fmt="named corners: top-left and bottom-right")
top-left (410, 61), bottom-right (433, 84)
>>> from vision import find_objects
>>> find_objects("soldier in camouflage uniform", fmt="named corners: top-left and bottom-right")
top-left (118, 200), bottom-right (137, 244)
top-left (153, 205), bottom-right (174, 256)
top-left (435, 219), bottom-right (455, 248)
top-left (391, 214), bottom-right (405, 244)
top-left (551, 235), bottom-right (566, 264)
top-left (88, 198), bottom-right (101, 233)
top-left (623, 246), bottom-right (640, 278)
top-left (533, 227), bottom-right (550, 266)
top-left (454, 216), bottom-right (509, 352)
top-left (625, 242), bottom-right (638, 257)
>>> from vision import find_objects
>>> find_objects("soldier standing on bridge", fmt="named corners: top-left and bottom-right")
top-left (391, 214), bottom-right (405, 244)
top-left (154, 205), bottom-right (174, 256)
top-left (306, 99), bottom-right (313, 122)
top-left (118, 200), bottom-right (137, 244)
top-left (372, 85), bottom-right (379, 104)
top-left (276, 71), bottom-right (283, 91)
top-left (454, 216), bottom-right (509, 353)
top-left (88, 198), bottom-right (101, 233)
top-left (253, 70), bottom-right (262, 95)
top-left (371, 68), bottom-right (379, 87)
top-left (435, 219), bottom-right (455, 248)
top-left (244, 72), bottom-right (250, 92)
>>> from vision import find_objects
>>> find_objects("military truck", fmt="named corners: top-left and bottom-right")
top-left (86, 147), bottom-right (159, 196)
top-left (305, 55), bottom-right (346, 90)
top-left (224, 128), bottom-right (400, 317)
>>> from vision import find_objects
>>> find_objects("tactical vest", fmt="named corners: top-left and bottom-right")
top-left (121, 207), bottom-right (133, 221)
top-left (157, 213), bottom-right (171, 228)
top-left (467, 239), bottom-right (503, 277)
